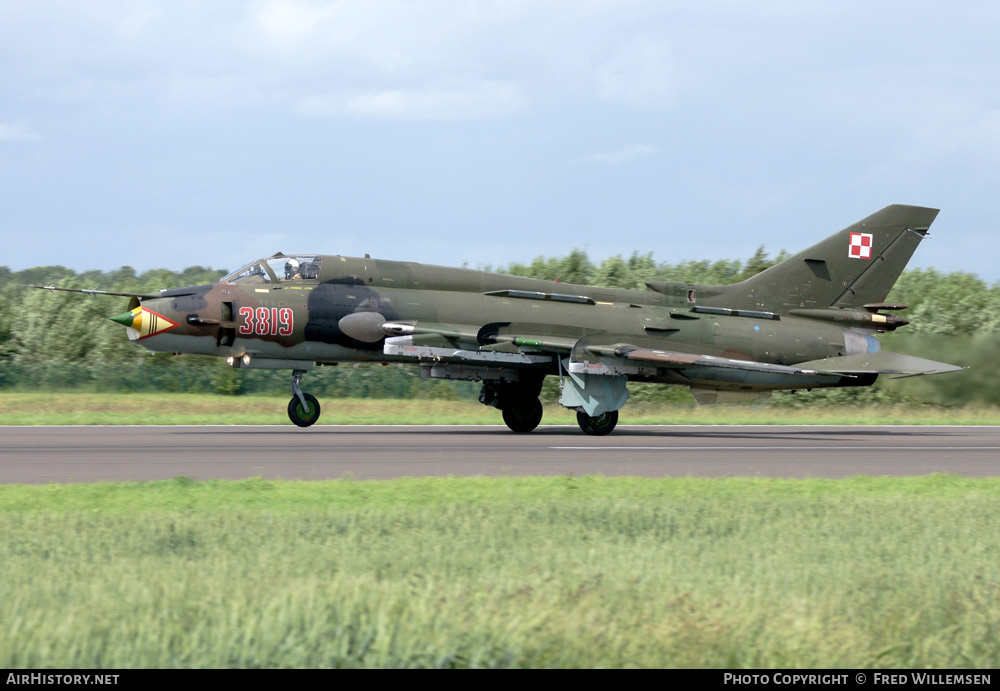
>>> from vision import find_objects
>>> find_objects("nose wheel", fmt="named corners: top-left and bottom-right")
top-left (288, 369), bottom-right (321, 427)
top-left (288, 393), bottom-right (321, 427)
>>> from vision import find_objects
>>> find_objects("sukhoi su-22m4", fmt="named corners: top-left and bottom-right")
top-left (30, 204), bottom-right (962, 435)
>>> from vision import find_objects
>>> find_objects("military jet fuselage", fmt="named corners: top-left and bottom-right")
top-left (35, 204), bottom-right (962, 434)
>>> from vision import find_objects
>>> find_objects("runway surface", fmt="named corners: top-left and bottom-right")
top-left (1, 425), bottom-right (999, 483)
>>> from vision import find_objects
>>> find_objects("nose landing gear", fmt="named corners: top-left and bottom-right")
top-left (288, 369), bottom-right (321, 427)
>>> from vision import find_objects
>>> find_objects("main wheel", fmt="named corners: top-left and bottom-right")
top-left (502, 398), bottom-right (543, 433)
top-left (576, 410), bottom-right (618, 436)
top-left (287, 393), bottom-right (321, 427)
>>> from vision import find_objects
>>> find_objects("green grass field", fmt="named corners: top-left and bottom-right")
top-left (3, 392), bottom-right (1000, 425)
top-left (2, 475), bottom-right (999, 668)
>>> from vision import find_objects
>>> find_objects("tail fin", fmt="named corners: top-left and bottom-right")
top-left (718, 204), bottom-right (939, 313)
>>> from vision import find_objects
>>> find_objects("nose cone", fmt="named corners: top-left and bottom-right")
top-left (110, 304), bottom-right (179, 340)
top-left (110, 308), bottom-right (139, 328)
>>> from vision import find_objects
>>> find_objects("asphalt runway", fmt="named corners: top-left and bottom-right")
top-left (1, 425), bottom-right (999, 483)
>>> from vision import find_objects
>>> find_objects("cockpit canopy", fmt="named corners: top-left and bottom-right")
top-left (223, 255), bottom-right (322, 284)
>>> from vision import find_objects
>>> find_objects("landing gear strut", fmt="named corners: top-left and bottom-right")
top-left (576, 410), bottom-right (618, 436)
top-left (288, 369), bottom-right (321, 427)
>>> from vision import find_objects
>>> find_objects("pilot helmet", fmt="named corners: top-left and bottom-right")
top-left (285, 258), bottom-right (301, 279)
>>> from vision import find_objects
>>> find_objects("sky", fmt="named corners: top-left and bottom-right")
top-left (2, 1), bottom-right (999, 282)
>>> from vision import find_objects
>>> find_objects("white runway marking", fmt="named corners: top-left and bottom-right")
top-left (551, 446), bottom-right (1000, 451)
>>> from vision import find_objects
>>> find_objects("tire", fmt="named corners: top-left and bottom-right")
top-left (502, 398), bottom-right (543, 433)
top-left (288, 393), bottom-right (321, 427)
top-left (576, 410), bottom-right (618, 436)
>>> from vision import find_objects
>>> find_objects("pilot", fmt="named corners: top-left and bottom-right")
top-left (284, 258), bottom-right (302, 280)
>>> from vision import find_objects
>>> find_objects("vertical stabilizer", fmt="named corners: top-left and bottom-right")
top-left (716, 205), bottom-right (939, 313)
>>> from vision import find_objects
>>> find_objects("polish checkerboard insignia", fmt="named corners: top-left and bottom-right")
top-left (849, 232), bottom-right (873, 259)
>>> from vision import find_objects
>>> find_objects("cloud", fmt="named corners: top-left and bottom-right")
top-left (295, 82), bottom-right (527, 120)
top-left (581, 144), bottom-right (658, 165)
top-left (251, 0), bottom-right (330, 44)
top-left (0, 122), bottom-right (41, 142)
top-left (595, 37), bottom-right (677, 107)
top-left (1, 2), bottom-right (693, 118)
top-left (857, 97), bottom-right (1000, 185)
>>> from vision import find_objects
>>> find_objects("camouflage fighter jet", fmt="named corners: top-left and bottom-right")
top-left (29, 204), bottom-right (962, 435)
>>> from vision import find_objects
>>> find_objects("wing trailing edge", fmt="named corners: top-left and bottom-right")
top-left (584, 344), bottom-right (962, 380)
top-left (586, 345), bottom-right (849, 378)
top-left (794, 351), bottom-right (964, 378)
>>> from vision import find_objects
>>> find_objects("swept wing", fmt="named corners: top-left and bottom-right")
top-left (795, 351), bottom-right (965, 378)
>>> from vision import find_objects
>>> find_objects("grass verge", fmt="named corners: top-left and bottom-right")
top-left (2, 392), bottom-right (1000, 425)
top-left (1, 475), bottom-right (999, 668)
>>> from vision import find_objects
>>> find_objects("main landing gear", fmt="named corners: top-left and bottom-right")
top-left (576, 410), bottom-right (618, 436)
top-left (502, 398), bottom-right (544, 433)
top-left (481, 379), bottom-right (622, 435)
top-left (481, 379), bottom-right (544, 434)
top-left (288, 369), bottom-right (321, 427)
